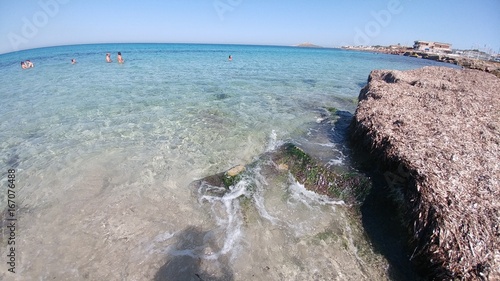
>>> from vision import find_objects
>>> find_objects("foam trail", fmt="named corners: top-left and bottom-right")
top-left (251, 166), bottom-right (281, 225)
top-left (196, 177), bottom-right (249, 261)
top-left (250, 168), bottom-right (348, 237)
top-left (145, 232), bottom-right (176, 254)
top-left (265, 130), bottom-right (283, 152)
top-left (327, 150), bottom-right (346, 167)
top-left (287, 177), bottom-right (345, 207)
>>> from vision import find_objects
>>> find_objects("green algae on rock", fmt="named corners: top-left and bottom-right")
top-left (191, 143), bottom-right (371, 205)
top-left (271, 143), bottom-right (371, 203)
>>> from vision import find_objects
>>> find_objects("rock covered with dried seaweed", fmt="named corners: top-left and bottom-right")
top-left (351, 66), bottom-right (500, 279)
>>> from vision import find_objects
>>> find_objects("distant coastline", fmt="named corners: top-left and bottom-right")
top-left (342, 45), bottom-right (500, 78)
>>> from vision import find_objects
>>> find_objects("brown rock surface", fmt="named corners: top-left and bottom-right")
top-left (351, 66), bottom-right (500, 279)
top-left (226, 165), bottom-right (245, 177)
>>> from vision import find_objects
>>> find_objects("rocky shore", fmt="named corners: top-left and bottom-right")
top-left (351, 67), bottom-right (500, 279)
top-left (403, 52), bottom-right (500, 79)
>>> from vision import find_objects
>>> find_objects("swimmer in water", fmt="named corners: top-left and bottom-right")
top-left (117, 52), bottom-right (124, 63)
top-left (106, 53), bottom-right (112, 63)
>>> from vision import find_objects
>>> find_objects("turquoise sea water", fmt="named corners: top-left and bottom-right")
top-left (0, 44), bottom-right (454, 280)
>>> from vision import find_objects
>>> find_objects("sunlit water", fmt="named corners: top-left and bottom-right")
top-left (0, 44), bottom-right (454, 280)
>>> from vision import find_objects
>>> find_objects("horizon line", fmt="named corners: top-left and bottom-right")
top-left (0, 42), bottom-right (342, 56)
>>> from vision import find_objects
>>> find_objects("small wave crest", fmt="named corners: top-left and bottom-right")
top-left (265, 130), bottom-right (284, 152)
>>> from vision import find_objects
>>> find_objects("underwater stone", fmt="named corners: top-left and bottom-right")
top-left (271, 143), bottom-right (371, 203)
top-left (226, 165), bottom-right (245, 177)
top-left (190, 143), bottom-right (371, 204)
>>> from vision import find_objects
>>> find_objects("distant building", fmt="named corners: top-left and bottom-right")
top-left (413, 41), bottom-right (452, 53)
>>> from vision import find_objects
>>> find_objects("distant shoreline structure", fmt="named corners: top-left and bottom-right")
top-left (342, 44), bottom-right (500, 78)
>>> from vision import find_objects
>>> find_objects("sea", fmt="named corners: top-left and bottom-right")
top-left (0, 43), bottom-right (456, 280)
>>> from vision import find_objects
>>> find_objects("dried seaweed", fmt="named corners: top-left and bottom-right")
top-left (351, 67), bottom-right (500, 280)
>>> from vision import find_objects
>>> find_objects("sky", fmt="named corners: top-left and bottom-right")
top-left (0, 0), bottom-right (499, 54)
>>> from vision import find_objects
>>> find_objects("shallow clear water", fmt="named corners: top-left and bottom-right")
top-left (0, 44), bottom-right (454, 280)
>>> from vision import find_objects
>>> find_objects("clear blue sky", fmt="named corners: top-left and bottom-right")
top-left (1, 0), bottom-right (499, 54)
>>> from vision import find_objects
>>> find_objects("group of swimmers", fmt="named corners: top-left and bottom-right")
top-left (21, 52), bottom-right (125, 69)
top-left (21, 52), bottom-right (234, 69)
top-left (106, 52), bottom-right (124, 63)
top-left (20, 60), bottom-right (34, 69)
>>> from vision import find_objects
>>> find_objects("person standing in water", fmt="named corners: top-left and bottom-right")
top-left (106, 53), bottom-right (112, 63)
top-left (228, 55), bottom-right (232, 61)
top-left (71, 58), bottom-right (77, 64)
top-left (117, 52), bottom-right (124, 63)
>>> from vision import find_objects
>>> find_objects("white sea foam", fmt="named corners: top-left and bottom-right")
top-left (287, 177), bottom-right (346, 208)
top-left (316, 142), bottom-right (337, 148)
top-left (195, 178), bottom-right (249, 261)
top-left (327, 157), bottom-right (344, 166)
top-left (326, 149), bottom-right (347, 166)
top-left (248, 164), bottom-right (347, 239)
top-left (265, 129), bottom-right (284, 152)
top-left (251, 166), bottom-right (281, 225)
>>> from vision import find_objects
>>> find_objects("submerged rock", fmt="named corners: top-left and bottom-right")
top-left (271, 143), bottom-right (370, 203)
top-left (190, 144), bottom-right (370, 204)
top-left (226, 165), bottom-right (245, 177)
top-left (192, 164), bottom-right (246, 190)
top-left (351, 66), bottom-right (500, 280)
